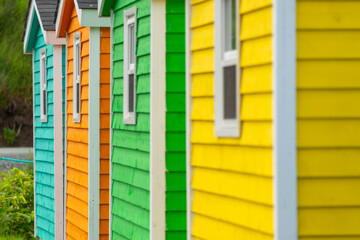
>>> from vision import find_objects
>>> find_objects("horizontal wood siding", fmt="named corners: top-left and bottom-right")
top-left (33, 26), bottom-right (55, 240)
top-left (65, 6), bottom-right (89, 239)
top-left (297, 1), bottom-right (360, 238)
top-left (111, 0), bottom-right (151, 239)
top-left (100, 27), bottom-right (111, 240)
top-left (165, 0), bottom-right (186, 239)
top-left (190, 0), bottom-right (274, 239)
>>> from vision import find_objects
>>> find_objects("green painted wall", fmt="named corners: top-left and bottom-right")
top-left (111, 0), bottom-right (151, 239)
top-left (165, 0), bottom-right (187, 239)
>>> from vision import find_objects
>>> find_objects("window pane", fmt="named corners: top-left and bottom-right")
top-left (224, 0), bottom-right (236, 52)
top-left (76, 83), bottom-right (80, 114)
top-left (128, 74), bottom-right (135, 113)
top-left (129, 24), bottom-right (135, 65)
top-left (76, 44), bottom-right (80, 78)
top-left (43, 90), bottom-right (47, 115)
top-left (42, 58), bottom-right (46, 84)
top-left (223, 65), bottom-right (236, 119)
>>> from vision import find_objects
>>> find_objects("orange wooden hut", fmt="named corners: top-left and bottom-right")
top-left (55, 0), bottom-right (111, 239)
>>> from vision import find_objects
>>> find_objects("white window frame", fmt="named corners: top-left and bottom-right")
top-left (123, 7), bottom-right (137, 125)
top-left (214, 0), bottom-right (240, 137)
top-left (73, 32), bottom-right (81, 123)
top-left (40, 48), bottom-right (48, 123)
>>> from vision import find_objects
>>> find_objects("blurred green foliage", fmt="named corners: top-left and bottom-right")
top-left (0, 0), bottom-right (32, 110)
top-left (0, 167), bottom-right (34, 238)
top-left (1, 127), bottom-right (17, 146)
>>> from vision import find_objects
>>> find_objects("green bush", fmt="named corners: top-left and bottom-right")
top-left (0, 167), bottom-right (34, 238)
top-left (1, 128), bottom-right (17, 146)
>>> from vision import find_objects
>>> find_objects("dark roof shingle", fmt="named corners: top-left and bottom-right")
top-left (77, 0), bottom-right (97, 9)
top-left (35, 0), bottom-right (58, 31)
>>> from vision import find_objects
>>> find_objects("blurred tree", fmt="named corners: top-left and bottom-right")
top-left (0, 0), bottom-right (32, 110)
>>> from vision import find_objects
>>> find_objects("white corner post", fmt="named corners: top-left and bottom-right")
top-left (53, 44), bottom-right (64, 240)
top-left (109, 9), bottom-right (114, 240)
top-left (32, 50), bottom-right (37, 238)
top-left (273, 0), bottom-right (297, 240)
top-left (88, 27), bottom-right (100, 240)
top-left (150, 0), bottom-right (166, 239)
top-left (185, 0), bottom-right (193, 239)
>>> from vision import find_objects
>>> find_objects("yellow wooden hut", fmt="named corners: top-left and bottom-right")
top-left (186, 0), bottom-right (360, 239)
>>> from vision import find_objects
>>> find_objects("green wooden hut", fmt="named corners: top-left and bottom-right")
top-left (98, 0), bottom-right (186, 239)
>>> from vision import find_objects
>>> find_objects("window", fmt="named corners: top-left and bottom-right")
top-left (214, 0), bottom-right (239, 137)
top-left (40, 48), bottom-right (47, 123)
top-left (123, 7), bottom-right (137, 125)
top-left (73, 32), bottom-right (81, 123)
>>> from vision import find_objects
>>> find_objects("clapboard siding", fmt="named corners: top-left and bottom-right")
top-left (65, 6), bottom-right (89, 239)
top-left (297, 1), bottom-right (360, 238)
top-left (165, 0), bottom-right (187, 239)
top-left (190, 0), bottom-right (274, 239)
top-left (33, 26), bottom-right (55, 240)
top-left (111, 0), bottom-right (151, 239)
top-left (100, 27), bottom-right (111, 240)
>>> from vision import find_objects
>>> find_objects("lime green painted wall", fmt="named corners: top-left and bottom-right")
top-left (111, 0), bottom-right (151, 239)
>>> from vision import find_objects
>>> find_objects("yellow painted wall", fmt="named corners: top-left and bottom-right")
top-left (297, 1), bottom-right (360, 238)
top-left (190, 0), bottom-right (274, 239)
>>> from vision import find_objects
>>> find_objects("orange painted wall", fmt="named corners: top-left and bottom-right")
top-left (66, 6), bottom-right (89, 240)
top-left (99, 27), bottom-right (110, 240)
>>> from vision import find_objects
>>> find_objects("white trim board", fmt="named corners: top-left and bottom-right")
top-left (272, 0), bottom-right (297, 240)
top-left (88, 27), bottom-right (100, 240)
top-left (53, 45), bottom-right (64, 240)
top-left (149, 0), bottom-right (166, 239)
top-left (185, 0), bottom-right (193, 239)
top-left (32, 50), bottom-right (37, 238)
top-left (98, 0), bottom-right (106, 16)
top-left (108, 9), bottom-right (114, 240)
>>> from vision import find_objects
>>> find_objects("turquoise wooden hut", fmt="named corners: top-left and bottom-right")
top-left (99, 0), bottom-right (186, 239)
top-left (23, 0), bottom-right (66, 239)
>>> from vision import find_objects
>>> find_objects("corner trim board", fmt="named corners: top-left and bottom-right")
top-left (109, 10), bottom-right (114, 240)
top-left (185, 0), bottom-right (193, 238)
top-left (88, 27), bottom-right (101, 240)
top-left (150, 0), bottom-right (166, 239)
top-left (273, 0), bottom-right (297, 239)
top-left (53, 45), bottom-right (64, 240)
top-left (32, 50), bottom-right (37, 238)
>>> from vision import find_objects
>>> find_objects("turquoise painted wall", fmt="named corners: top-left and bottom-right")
top-left (165, 0), bottom-right (187, 239)
top-left (111, 0), bottom-right (151, 239)
top-left (33, 25), bottom-right (55, 240)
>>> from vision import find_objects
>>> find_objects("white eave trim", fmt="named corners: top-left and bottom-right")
top-left (23, 0), bottom-right (36, 54)
top-left (55, 0), bottom-right (65, 37)
top-left (98, 0), bottom-right (106, 16)
top-left (273, 0), bottom-right (297, 240)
